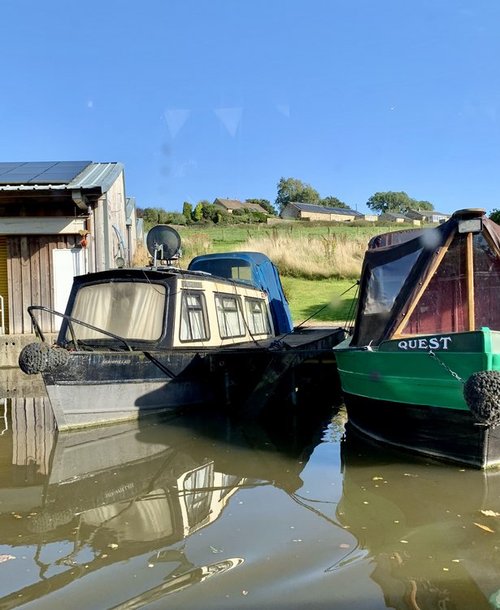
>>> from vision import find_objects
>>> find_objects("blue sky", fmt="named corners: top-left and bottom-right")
top-left (1, 0), bottom-right (500, 215)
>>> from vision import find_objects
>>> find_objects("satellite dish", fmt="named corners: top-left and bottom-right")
top-left (146, 225), bottom-right (182, 264)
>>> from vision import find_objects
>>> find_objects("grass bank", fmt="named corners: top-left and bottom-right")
top-left (281, 276), bottom-right (359, 325)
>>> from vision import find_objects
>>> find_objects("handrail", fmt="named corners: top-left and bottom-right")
top-left (27, 306), bottom-right (133, 351)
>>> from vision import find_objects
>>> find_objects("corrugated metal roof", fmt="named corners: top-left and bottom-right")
top-left (0, 161), bottom-right (123, 193)
top-left (289, 202), bottom-right (362, 216)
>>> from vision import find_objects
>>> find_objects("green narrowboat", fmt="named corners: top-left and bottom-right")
top-left (335, 208), bottom-right (500, 468)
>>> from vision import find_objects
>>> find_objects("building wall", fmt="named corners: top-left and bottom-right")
top-left (88, 171), bottom-right (128, 272)
top-left (7, 235), bottom-right (80, 334)
top-left (0, 237), bottom-right (8, 334)
top-left (300, 211), bottom-right (356, 222)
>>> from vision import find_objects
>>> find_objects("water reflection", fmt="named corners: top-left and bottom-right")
top-left (0, 399), bottom-right (335, 609)
top-left (339, 428), bottom-right (500, 610)
top-left (3, 396), bottom-right (500, 609)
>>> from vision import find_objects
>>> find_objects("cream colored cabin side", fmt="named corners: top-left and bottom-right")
top-left (171, 276), bottom-right (275, 348)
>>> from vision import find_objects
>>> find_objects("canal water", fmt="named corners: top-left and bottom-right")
top-left (1, 378), bottom-right (500, 609)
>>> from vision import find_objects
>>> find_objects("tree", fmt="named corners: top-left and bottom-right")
top-left (321, 196), bottom-right (350, 209)
top-left (182, 201), bottom-right (193, 223)
top-left (192, 202), bottom-right (203, 222)
top-left (490, 209), bottom-right (500, 224)
top-left (142, 207), bottom-right (163, 230)
top-left (366, 191), bottom-right (434, 214)
top-left (415, 200), bottom-right (434, 211)
top-left (245, 198), bottom-right (277, 215)
top-left (275, 177), bottom-right (320, 213)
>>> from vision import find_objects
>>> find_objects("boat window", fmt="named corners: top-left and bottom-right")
top-left (245, 297), bottom-right (270, 335)
top-left (364, 248), bottom-right (422, 315)
top-left (180, 292), bottom-right (209, 342)
top-left (181, 463), bottom-right (215, 531)
top-left (68, 281), bottom-right (166, 341)
top-left (191, 258), bottom-right (253, 284)
top-left (473, 233), bottom-right (500, 330)
top-left (402, 235), bottom-right (468, 334)
top-left (215, 294), bottom-right (245, 338)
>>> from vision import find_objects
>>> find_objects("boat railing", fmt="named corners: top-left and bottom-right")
top-left (27, 305), bottom-right (133, 352)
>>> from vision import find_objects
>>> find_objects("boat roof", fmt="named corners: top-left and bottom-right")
top-left (71, 265), bottom-right (258, 289)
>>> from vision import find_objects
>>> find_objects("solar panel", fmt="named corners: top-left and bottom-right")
top-left (0, 161), bottom-right (91, 185)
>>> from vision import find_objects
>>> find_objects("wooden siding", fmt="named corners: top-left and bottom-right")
top-left (7, 235), bottom-right (78, 334)
top-left (0, 237), bottom-right (8, 333)
top-left (10, 396), bottom-right (57, 475)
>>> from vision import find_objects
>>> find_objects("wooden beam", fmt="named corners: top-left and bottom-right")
top-left (0, 217), bottom-right (86, 235)
top-left (467, 231), bottom-right (475, 330)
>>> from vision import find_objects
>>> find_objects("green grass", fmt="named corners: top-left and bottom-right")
top-left (281, 276), bottom-right (359, 324)
top-left (177, 220), bottom-right (396, 253)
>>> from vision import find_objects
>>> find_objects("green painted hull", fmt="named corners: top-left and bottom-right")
top-left (334, 329), bottom-right (500, 468)
top-left (335, 329), bottom-right (499, 411)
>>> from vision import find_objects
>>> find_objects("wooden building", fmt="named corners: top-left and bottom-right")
top-left (0, 161), bottom-right (136, 335)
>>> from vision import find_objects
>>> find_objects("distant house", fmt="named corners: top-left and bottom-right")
top-left (0, 160), bottom-right (137, 334)
top-left (213, 198), bottom-right (267, 214)
top-left (280, 202), bottom-right (373, 222)
top-left (406, 209), bottom-right (451, 224)
top-left (379, 212), bottom-right (420, 225)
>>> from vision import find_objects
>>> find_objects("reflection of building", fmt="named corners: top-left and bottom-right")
top-left (0, 161), bottom-right (137, 335)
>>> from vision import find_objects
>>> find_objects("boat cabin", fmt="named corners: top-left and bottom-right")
top-left (53, 266), bottom-right (276, 350)
top-left (351, 208), bottom-right (500, 346)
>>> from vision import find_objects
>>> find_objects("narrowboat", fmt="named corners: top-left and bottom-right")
top-left (334, 208), bottom-right (500, 468)
top-left (19, 226), bottom-right (345, 430)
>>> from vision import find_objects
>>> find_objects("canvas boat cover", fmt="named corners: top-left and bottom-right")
top-left (188, 252), bottom-right (294, 335)
top-left (351, 210), bottom-right (500, 346)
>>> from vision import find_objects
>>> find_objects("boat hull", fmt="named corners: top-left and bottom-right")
top-left (343, 392), bottom-right (500, 468)
top-left (335, 330), bottom-right (500, 468)
top-left (43, 351), bottom-right (216, 430)
top-left (40, 327), bottom-right (346, 430)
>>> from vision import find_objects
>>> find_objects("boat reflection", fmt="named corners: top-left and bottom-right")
top-left (338, 427), bottom-right (500, 609)
top-left (0, 399), bottom-right (332, 609)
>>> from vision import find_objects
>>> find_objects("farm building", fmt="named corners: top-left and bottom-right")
top-left (378, 212), bottom-right (421, 225)
top-left (0, 161), bottom-right (137, 335)
top-left (280, 202), bottom-right (376, 222)
top-left (213, 198), bottom-right (267, 214)
top-left (406, 209), bottom-right (451, 224)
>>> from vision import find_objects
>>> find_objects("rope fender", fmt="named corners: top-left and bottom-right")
top-left (19, 342), bottom-right (69, 375)
top-left (463, 370), bottom-right (500, 426)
